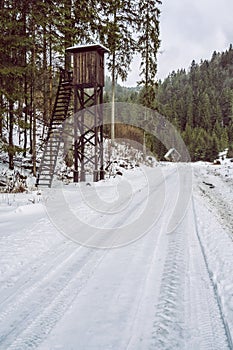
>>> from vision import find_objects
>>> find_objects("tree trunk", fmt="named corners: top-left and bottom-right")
top-left (111, 7), bottom-right (117, 142)
top-left (29, 86), bottom-right (33, 154)
top-left (0, 89), bottom-right (3, 138)
top-left (43, 23), bottom-right (48, 124)
top-left (30, 17), bottom-right (36, 176)
top-left (64, 0), bottom-right (72, 71)
top-left (49, 25), bottom-right (53, 121)
top-left (22, 1), bottom-right (28, 157)
top-left (111, 61), bottom-right (116, 142)
top-left (9, 100), bottom-right (14, 170)
top-left (23, 78), bottom-right (28, 157)
top-left (32, 107), bottom-right (36, 176)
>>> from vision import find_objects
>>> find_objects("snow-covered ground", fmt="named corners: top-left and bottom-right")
top-left (0, 160), bottom-right (233, 349)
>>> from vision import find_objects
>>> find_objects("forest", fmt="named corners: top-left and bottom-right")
top-left (156, 46), bottom-right (233, 161)
top-left (108, 46), bottom-right (233, 161)
top-left (1, 0), bottom-right (233, 172)
top-left (0, 0), bottom-right (161, 172)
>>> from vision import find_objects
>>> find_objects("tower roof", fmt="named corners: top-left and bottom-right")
top-left (66, 43), bottom-right (109, 54)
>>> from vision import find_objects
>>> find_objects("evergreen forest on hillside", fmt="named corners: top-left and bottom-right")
top-left (107, 45), bottom-right (233, 161)
top-left (156, 46), bottom-right (233, 161)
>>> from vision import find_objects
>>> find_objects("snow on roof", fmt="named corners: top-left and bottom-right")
top-left (164, 148), bottom-right (181, 161)
top-left (66, 43), bottom-right (109, 54)
top-left (218, 148), bottom-right (228, 158)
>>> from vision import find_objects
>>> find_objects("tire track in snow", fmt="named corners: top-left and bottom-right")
top-left (150, 223), bottom-right (187, 349)
top-left (0, 239), bottom-right (73, 307)
top-left (0, 238), bottom-right (78, 324)
top-left (0, 218), bottom-right (50, 279)
top-left (0, 172), bottom-right (159, 349)
top-left (150, 197), bottom-right (231, 349)
top-left (191, 196), bottom-right (233, 350)
top-left (124, 221), bottom-right (166, 350)
top-left (5, 249), bottom-right (108, 350)
top-left (0, 243), bottom-right (107, 350)
top-left (0, 169), bottom-right (157, 349)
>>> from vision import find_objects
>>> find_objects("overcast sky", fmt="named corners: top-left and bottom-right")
top-left (124, 0), bottom-right (233, 86)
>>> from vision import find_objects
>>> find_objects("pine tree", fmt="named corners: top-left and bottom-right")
top-left (185, 86), bottom-right (194, 128)
top-left (211, 133), bottom-right (220, 160)
top-left (136, 0), bottom-right (161, 88)
top-left (200, 93), bottom-right (211, 130)
top-left (0, 0), bottom-right (30, 169)
top-left (98, 0), bottom-right (137, 140)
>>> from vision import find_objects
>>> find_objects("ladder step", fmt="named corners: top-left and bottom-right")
top-left (53, 114), bottom-right (66, 117)
top-left (58, 91), bottom-right (71, 95)
top-left (56, 104), bottom-right (68, 108)
top-left (38, 176), bottom-right (52, 179)
top-left (40, 168), bottom-right (56, 172)
top-left (40, 164), bottom-right (55, 167)
top-left (38, 180), bottom-right (51, 183)
top-left (55, 106), bottom-right (68, 110)
top-left (40, 165), bottom-right (55, 169)
top-left (55, 106), bottom-right (67, 109)
top-left (44, 149), bottom-right (59, 152)
top-left (52, 120), bottom-right (65, 124)
top-left (39, 174), bottom-right (53, 177)
top-left (55, 108), bottom-right (68, 113)
top-left (46, 139), bottom-right (60, 142)
top-left (38, 175), bottom-right (53, 179)
top-left (53, 113), bottom-right (66, 117)
top-left (54, 107), bottom-right (66, 110)
top-left (41, 164), bottom-right (56, 168)
top-left (57, 96), bottom-right (70, 99)
top-left (40, 166), bottom-right (55, 169)
top-left (53, 120), bottom-right (65, 124)
top-left (40, 163), bottom-right (56, 167)
top-left (43, 151), bottom-right (59, 155)
top-left (57, 94), bottom-right (71, 99)
top-left (55, 103), bottom-right (67, 107)
top-left (59, 90), bottom-right (71, 95)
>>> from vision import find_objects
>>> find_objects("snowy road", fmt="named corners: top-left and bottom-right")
top-left (0, 164), bottom-right (233, 349)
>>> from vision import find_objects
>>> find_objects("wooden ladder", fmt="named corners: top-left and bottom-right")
top-left (36, 69), bottom-right (73, 188)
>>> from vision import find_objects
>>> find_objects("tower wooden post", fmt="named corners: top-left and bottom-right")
top-left (66, 44), bottom-right (108, 182)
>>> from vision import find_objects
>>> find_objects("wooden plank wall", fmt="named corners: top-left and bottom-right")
top-left (73, 51), bottom-right (105, 87)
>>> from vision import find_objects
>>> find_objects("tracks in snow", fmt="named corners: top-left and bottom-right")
top-left (0, 238), bottom-right (108, 350)
top-left (191, 196), bottom-right (233, 350)
top-left (149, 195), bottom-right (231, 350)
top-left (0, 168), bottom-right (233, 349)
top-left (151, 223), bottom-right (187, 349)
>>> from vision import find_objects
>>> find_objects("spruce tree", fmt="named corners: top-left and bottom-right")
top-left (98, 0), bottom-right (137, 140)
top-left (0, 0), bottom-right (30, 169)
top-left (136, 0), bottom-right (161, 89)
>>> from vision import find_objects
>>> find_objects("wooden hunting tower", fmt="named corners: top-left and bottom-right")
top-left (66, 44), bottom-right (109, 182)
